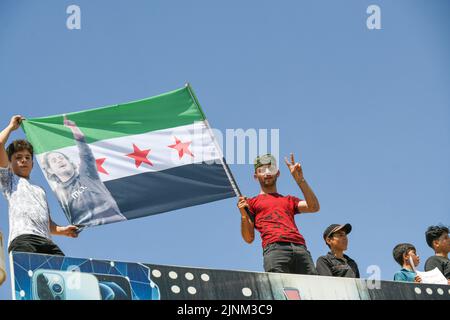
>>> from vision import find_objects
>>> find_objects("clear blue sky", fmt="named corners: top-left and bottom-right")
top-left (1, 0), bottom-right (449, 299)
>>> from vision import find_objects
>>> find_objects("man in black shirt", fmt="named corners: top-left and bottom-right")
top-left (316, 223), bottom-right (360, 278)
top-left (424, 225), bottom-right (450, 285)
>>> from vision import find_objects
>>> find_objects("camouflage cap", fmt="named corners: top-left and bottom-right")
top-left (254, 154), bottom-right (277, 171)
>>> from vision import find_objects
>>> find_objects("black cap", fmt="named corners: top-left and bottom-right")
top-left (323, 223), bottom-right (352, 241)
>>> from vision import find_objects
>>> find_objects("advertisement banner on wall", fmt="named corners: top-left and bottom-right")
top-left (10, 252), bottom-right (450, 300)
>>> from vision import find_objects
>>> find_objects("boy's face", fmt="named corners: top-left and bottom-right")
top-left (11, 150), bottom-right (33, 178)
top-left (46, 152), bottom-right (75, 179)
top-left (404, 249), bottom-right (420, 267)
top-left (254, 164), bottom-right (279, 188)
top-left (433, 232), bottom-right (450, 254)
top-left (326, 230), bottom-right (348, 252)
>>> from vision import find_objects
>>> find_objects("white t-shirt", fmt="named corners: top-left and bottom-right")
top-left (0, 167), bottom-right (51, 247)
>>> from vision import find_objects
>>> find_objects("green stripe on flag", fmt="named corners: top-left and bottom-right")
top-left (21, 86), bottom-right (205, 154)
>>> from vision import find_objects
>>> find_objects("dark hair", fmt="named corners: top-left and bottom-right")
top-left (42, 151), bottom-right (71, 169)
top-left (425, 225), bottom-right (449, 249)
top-left (6, 139), bottom-right (34, 161)
top-left (392, 243), bottom-right (416, 266)
top-left (42, 151), bottom-right (75, 181)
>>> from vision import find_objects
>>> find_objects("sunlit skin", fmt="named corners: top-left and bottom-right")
top-left (326, 230), bottom-right (348, 259)
top-left (10, 150), bottom-right (33, 179)
top-left (433, 232), bottom-right (450, 258)
top-left (402, 249), bottom-right (422, 283)
top-left (254, 165), bottom-right (280, 193)
top-left (403, 249), bottom-right (420, 269)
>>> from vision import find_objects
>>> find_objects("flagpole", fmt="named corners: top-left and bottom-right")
top-left (185, 83), bottom-right (255, 223)
top-left (185, 83), bottom-right (241, 197)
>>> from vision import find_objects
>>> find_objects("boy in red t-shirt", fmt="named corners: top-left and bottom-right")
top-left (237, 153), bottom-right (320, 274)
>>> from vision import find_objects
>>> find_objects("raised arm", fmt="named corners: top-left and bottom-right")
top-left (0, 115), bottom-right (24, 168)
top-left (63, 115), bottom-right (98, 178)
top-left (284, 153), bottom-right (320, 213)
top-left (63, 115), bottom-right (84, 141)
top-left (237, 196), bottom-right (255, 243)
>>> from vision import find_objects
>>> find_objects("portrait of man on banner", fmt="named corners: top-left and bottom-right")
top-left (41, 116), bottom-right (126, 227)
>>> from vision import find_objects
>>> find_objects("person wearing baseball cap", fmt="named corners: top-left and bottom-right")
top-left (237, 153), bottom-right (320, 275)
top-left (315, 223), bottom-right (360, 278)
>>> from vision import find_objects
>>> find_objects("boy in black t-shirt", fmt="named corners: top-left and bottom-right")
top-left (424, 225), bottom-right (450, 285)
top-left (316, 223), bottom-right (360, 278)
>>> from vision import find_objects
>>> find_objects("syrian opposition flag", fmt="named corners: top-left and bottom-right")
top-left (21, 84), bottom-right (239, 227)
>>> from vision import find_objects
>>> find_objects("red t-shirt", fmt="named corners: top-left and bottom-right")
top-left (247, 193), bottom-right (306, 249)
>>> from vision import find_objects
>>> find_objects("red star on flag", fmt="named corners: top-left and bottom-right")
top-left (96, 158), bottom-right (109, 175)
top-left (168, 136), bottom-right (194, 159)
top-left (126, 143), bottom-right (153, 168)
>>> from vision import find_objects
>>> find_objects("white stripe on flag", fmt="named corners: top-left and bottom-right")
top-left (36, 121), bottom-right (223, 182)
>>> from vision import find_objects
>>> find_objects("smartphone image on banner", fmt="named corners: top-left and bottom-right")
top-left (92, 273), bottom-right (132, 300)
top-left (32, 269), bottom-right (101, 300)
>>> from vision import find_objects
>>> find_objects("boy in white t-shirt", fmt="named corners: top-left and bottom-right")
top-left (0, 115), bottom-right (78, 255)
